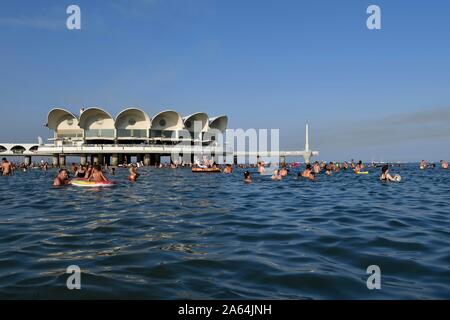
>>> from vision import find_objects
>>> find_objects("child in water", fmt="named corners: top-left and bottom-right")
top-left (89, 165), bottom-right (109, 183)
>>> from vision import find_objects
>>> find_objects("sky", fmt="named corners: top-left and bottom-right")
top-left (0, 0), bottom-right (450, 162)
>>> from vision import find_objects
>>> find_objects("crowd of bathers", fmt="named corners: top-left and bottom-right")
top-left (0, 157), bottom-right (448, 186)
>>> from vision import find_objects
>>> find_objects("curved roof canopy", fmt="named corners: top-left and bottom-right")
top-left (47, 108), bottom-right (80, 131)
top-left (115, 108), bottom-right (151, 130)
top-left (209, 115), bottom-right (228, 132)
top-left (183, 112), bottom-right (209, 132)
top-left (78, 107), bottom-right (115, 130)
top-left (151, 110), bottom-right (184, 131)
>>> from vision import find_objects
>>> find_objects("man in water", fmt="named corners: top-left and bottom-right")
top-left (53, 169), bottom-right (70, 186)
top-left (1, 158), bottom-right (12, 176)
top-left (300, 164), bottom-right (315, 181)
top-left (223, 164), bottom-right (233, 174)
top-left (440, 160), bottom-right (449, 169)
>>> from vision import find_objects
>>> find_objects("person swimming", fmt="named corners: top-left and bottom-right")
top-left (271, 169), bottom-right (282, 180)
top-left (419, 160), bottom-right (427, 170)
top-left (354, 160), bottom-right (364, 174)
top-left (223, 164), bottom-right (233, 174)
top-left (89, 165), bottom-right (109, 183)
top-left (53, 169), bottom-right (70, 186)
top-left (312, 161), bottom-right (321, 174)
top-left (379, 164), bottom-right (396, 182)
top-left (243, 171), bottom-right (252, 183)
top-left (75, 165), bottom-right (86, 178)
top-left (128, 165), bottom-right (139, 181)
top-left (279, 165), bottom-right (288, 177)
top-left (257, 162), bottom-right (265, 174)
top-left (300, 164), bottom-right (316, 181)
top-left (440, 160), bottom-right (449, 169)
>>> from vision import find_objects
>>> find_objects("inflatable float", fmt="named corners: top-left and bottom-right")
top-left (394, 174), bottom-right (402, 182)
top-left (192, 167), bottom-right (221, 173)
top-left (70, 178), bottom-right (116, 187)
top-left (356, 171), bottom-right (369, 175)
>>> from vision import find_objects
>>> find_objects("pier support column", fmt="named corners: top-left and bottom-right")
top-left (155, 153), bottom-right (161, 165)
top-left (24, 156), bottom-right (32, 166)
top-left (52, 154), bottom-right (59, 167)
top-left (92, 154), bottom-right (99, 165)
top-left (80, 155), bottom-right (87, 166)
top-left (233, 155), bottom-right (238, 165)
top-left (97, 154), bottom-right (104, 166)
top-left (144, 154), bottom-right (151, 166)
top-left (59, 155), bottom-right (66, 167)
top-left (111, 154), bottom-right (119, 167)
top-left (303, 152), bottom-right (311, 164)
top-left (137, 154), bottom-right (143, 163)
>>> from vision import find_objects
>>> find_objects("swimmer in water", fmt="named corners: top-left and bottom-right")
top-left (279, 165), bottom-right (288, 177)
top-left (354, 161), bottom-right (364, 174)
top-left (271, 169), bottom-right (282, 180)
top-left (53, 169), bottom-right (70, 186)
top-left (379, 164), bottom-right (396, 182)
top-left (243, 171), bottom-right (252, 183)
top-left (223, 164), bottom-right (233, 174)
top-left (300, 164), bottom-right (316, 181)
top-left (419, 160), bottom-right (427, 170)
top-left (128, 165), bottom-right (139, 181)
top-left (312, 161), bottom-right (321, 174)
top-left (1, 158), bottom-right (12, 176)
top-left (440, 160), bottom-right (449, 169)
top-left (89, 165), bottom-right (109, 183)
top-left (257, 162), bottom-right (265, 174)
top-left (325, 164), bottom-right (332, 176)
top-left (75, 165), bottom-right (86, 178)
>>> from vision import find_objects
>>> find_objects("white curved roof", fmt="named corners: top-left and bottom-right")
top-left (183, 112), bottom-right (209, 132)
top-left (115, 107), bottom-right (151, 129)
top-left (151, 110), bottom-right (184, 130)
top-left (47, 108), bottom-right (80, 131)
top-left (209, 115), bottom-right (228, 132)
top-left (78, 107), bottom-right (115, 129)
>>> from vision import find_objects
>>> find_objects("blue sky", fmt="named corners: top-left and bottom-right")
top-left (1, 0), bottom-right (450, 161)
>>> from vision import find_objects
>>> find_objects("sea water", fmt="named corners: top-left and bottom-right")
top-left (0, 164), bottom-right (449, 299)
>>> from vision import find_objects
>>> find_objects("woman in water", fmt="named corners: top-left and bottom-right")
top-left (75, 165), bottom-right (86, 178)
top-left (379, 164), bottom-right (396, 182)
top-left (279, 165), bottom-right (288, 177)
top-left (89, 165), bottom-right (109, 183)
top-left (440, 160), bottom-right (448, 169)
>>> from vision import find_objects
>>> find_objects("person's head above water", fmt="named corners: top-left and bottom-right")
top-left (305, 164), bottom-right (312, 170)
top-left (1, 158), bottom-right (7, 163)
top-left (381, 164), bottom-right (389, 174)
top-left (58, 169), bottom-right (68, 179)
top-left (244, 171), bottom-right (250, 179)
top-left (93, 165), bottom-right (101, 172)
